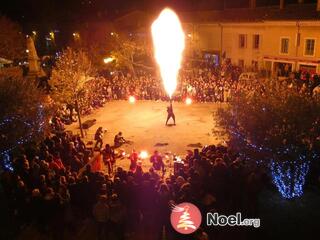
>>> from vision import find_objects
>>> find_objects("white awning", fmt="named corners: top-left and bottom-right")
top-left (0, 57), bottom-right (13, 64)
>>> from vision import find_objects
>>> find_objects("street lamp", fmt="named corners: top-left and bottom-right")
top-left (49, 31), bottom-right (55, 40)
top-left (103, 57), bottom-right (114, 64)
top-left (73, 32), bottom-right (80, 40)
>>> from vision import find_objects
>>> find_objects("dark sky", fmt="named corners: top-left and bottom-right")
top-left (0, 0), bottom-right (317, 24)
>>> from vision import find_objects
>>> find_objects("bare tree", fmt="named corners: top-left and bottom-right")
top-left (0, 16), bottom-right (25, 60)
top-left (50, 47), bottom-right (94, 137)
top-left (108, 33), bottom-right (153, 75)
top-left (72, 23), bottom-right (153, 74)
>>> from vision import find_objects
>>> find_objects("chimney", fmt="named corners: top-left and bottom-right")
top-left (280, 0), bottom-right (285, 10)
top-left (318, 0), bottom-right (320, 11)
top-left (250, 0), bottom-right (256, 9)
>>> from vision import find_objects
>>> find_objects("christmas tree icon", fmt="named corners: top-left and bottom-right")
top-left (177, 206), bottom-right (196, 230)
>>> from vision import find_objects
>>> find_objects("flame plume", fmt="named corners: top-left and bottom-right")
top-left (151, 8), bottom-right (185, 98)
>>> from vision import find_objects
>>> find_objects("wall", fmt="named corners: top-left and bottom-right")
top-left (183, 23), bottom-right (222, 55)
top-left (189, 20), bottom-right (320, 73)
top-left (222, 23), bottom-right (265, 69)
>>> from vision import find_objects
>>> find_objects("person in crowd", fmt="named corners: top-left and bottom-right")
top-left (129, 149), bottom-right (139, 172)
top-left (150, 150), bottom-right (165, 175)
top-left (102, 144), bottom-right (115, 175)
top-left (114, 132), bottom-right (127, 148)
top-left (93, 195), bottom-right (109, 240)
top-left (94, 127), bottom-right (104, 150)
top-left (109, 194), bottom-right (126, 240)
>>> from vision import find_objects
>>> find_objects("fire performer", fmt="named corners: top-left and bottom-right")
top-left (151, 8), bottom-right (185, 125)
top-left (166, 101), bottom-right (176, 125)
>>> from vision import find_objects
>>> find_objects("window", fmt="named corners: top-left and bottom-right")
top-left (252, 60), bottom-right (258, 70)
top-left (296, 33), bottom-right (301, 47)
top-left (305, 39), bottom-right (315, 56)
top-left (280, 38), bottom-right (289, 54)
top-left (238, 59), bottom-right (244, 67)
top-left (253, 34), bottom-right (260, 49)
top-left (239, 34), bottom-right (247, 48)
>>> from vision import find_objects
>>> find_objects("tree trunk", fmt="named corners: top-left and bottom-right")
top-left (130, 64), bottom-right (136, 77)
top-left (130, 54), bottom-right (136, 77)
top-left (75, 99), bottom-right (84, 138)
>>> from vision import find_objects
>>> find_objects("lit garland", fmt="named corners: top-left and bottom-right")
top-left (2, 153), bottom-right (13, 172)
top-left (228, 124), bottom-right (318, 199)
top-left (270, 155), bottom-right (310, 199)
top-left (222, 87), bottom-right (320, 199)
top-left (0, 105), bottom-right (45, 171)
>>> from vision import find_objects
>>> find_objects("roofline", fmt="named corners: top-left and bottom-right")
top-left (220, 2), bottom-right (316, 11)
top-left (183, 19), bottom-right (320, 26)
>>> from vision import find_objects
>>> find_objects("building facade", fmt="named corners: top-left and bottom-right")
top-left (108, 2), bottom-right (320, 75)
top-left (182, 2), bottom-right (320, 74)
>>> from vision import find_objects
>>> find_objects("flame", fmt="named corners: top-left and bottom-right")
top-left (139, 151), bottom-right (149, 159)
top-left (185, 97), bottom-right (192, 105)
top-left (128, 95), bottom-right (136, 103)
top-left (151, 8), bottom-right (185, 98)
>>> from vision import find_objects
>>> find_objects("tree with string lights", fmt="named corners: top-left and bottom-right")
top-left (217, 79), bottom-right (320, 199)
top-left (0, 76), bottom-right (50, 170)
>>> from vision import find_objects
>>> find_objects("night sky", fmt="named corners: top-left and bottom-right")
top-left (0, 0), bottom-right (318, 25)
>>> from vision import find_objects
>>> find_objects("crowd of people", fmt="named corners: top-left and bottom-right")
top-left (101, 64), bottom-right (241, 103)
top-left (3, 62), bottom-right (320, 239)
top-left (52, 62), bottom-right (241, 127)
top-left (84, 64), bottom-right (320, 105)
top-left (52, 61), bottom-right (320, 127)
top-left (1, 129), bottom-right (267, 240)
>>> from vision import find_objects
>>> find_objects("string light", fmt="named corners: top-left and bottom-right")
top-left (227, 123), bottom-right (318, 199)
top-left (270, 156), bottom-right (310, 199)
top-left (2, 153), bottom-right (13, 172)
top-left (0, 105), bottom-right (46, 171)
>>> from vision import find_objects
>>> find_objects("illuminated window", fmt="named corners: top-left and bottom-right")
top-left (304, 39), bottom-right (315, 56)
top-left (280, 38), bottom-right (289, 54)
top-left (253, 34), bottom-right (260, 49)
top-left (239, 34), bottom-right (247, 48)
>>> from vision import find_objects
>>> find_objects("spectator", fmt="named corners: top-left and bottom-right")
top-left (93, 195), bottom-right (110, 240)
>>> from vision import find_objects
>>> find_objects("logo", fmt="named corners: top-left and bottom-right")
top-left (170, 202), bottom-right (202, 234)
top-left (207, 212), bottom-right (260, 228)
